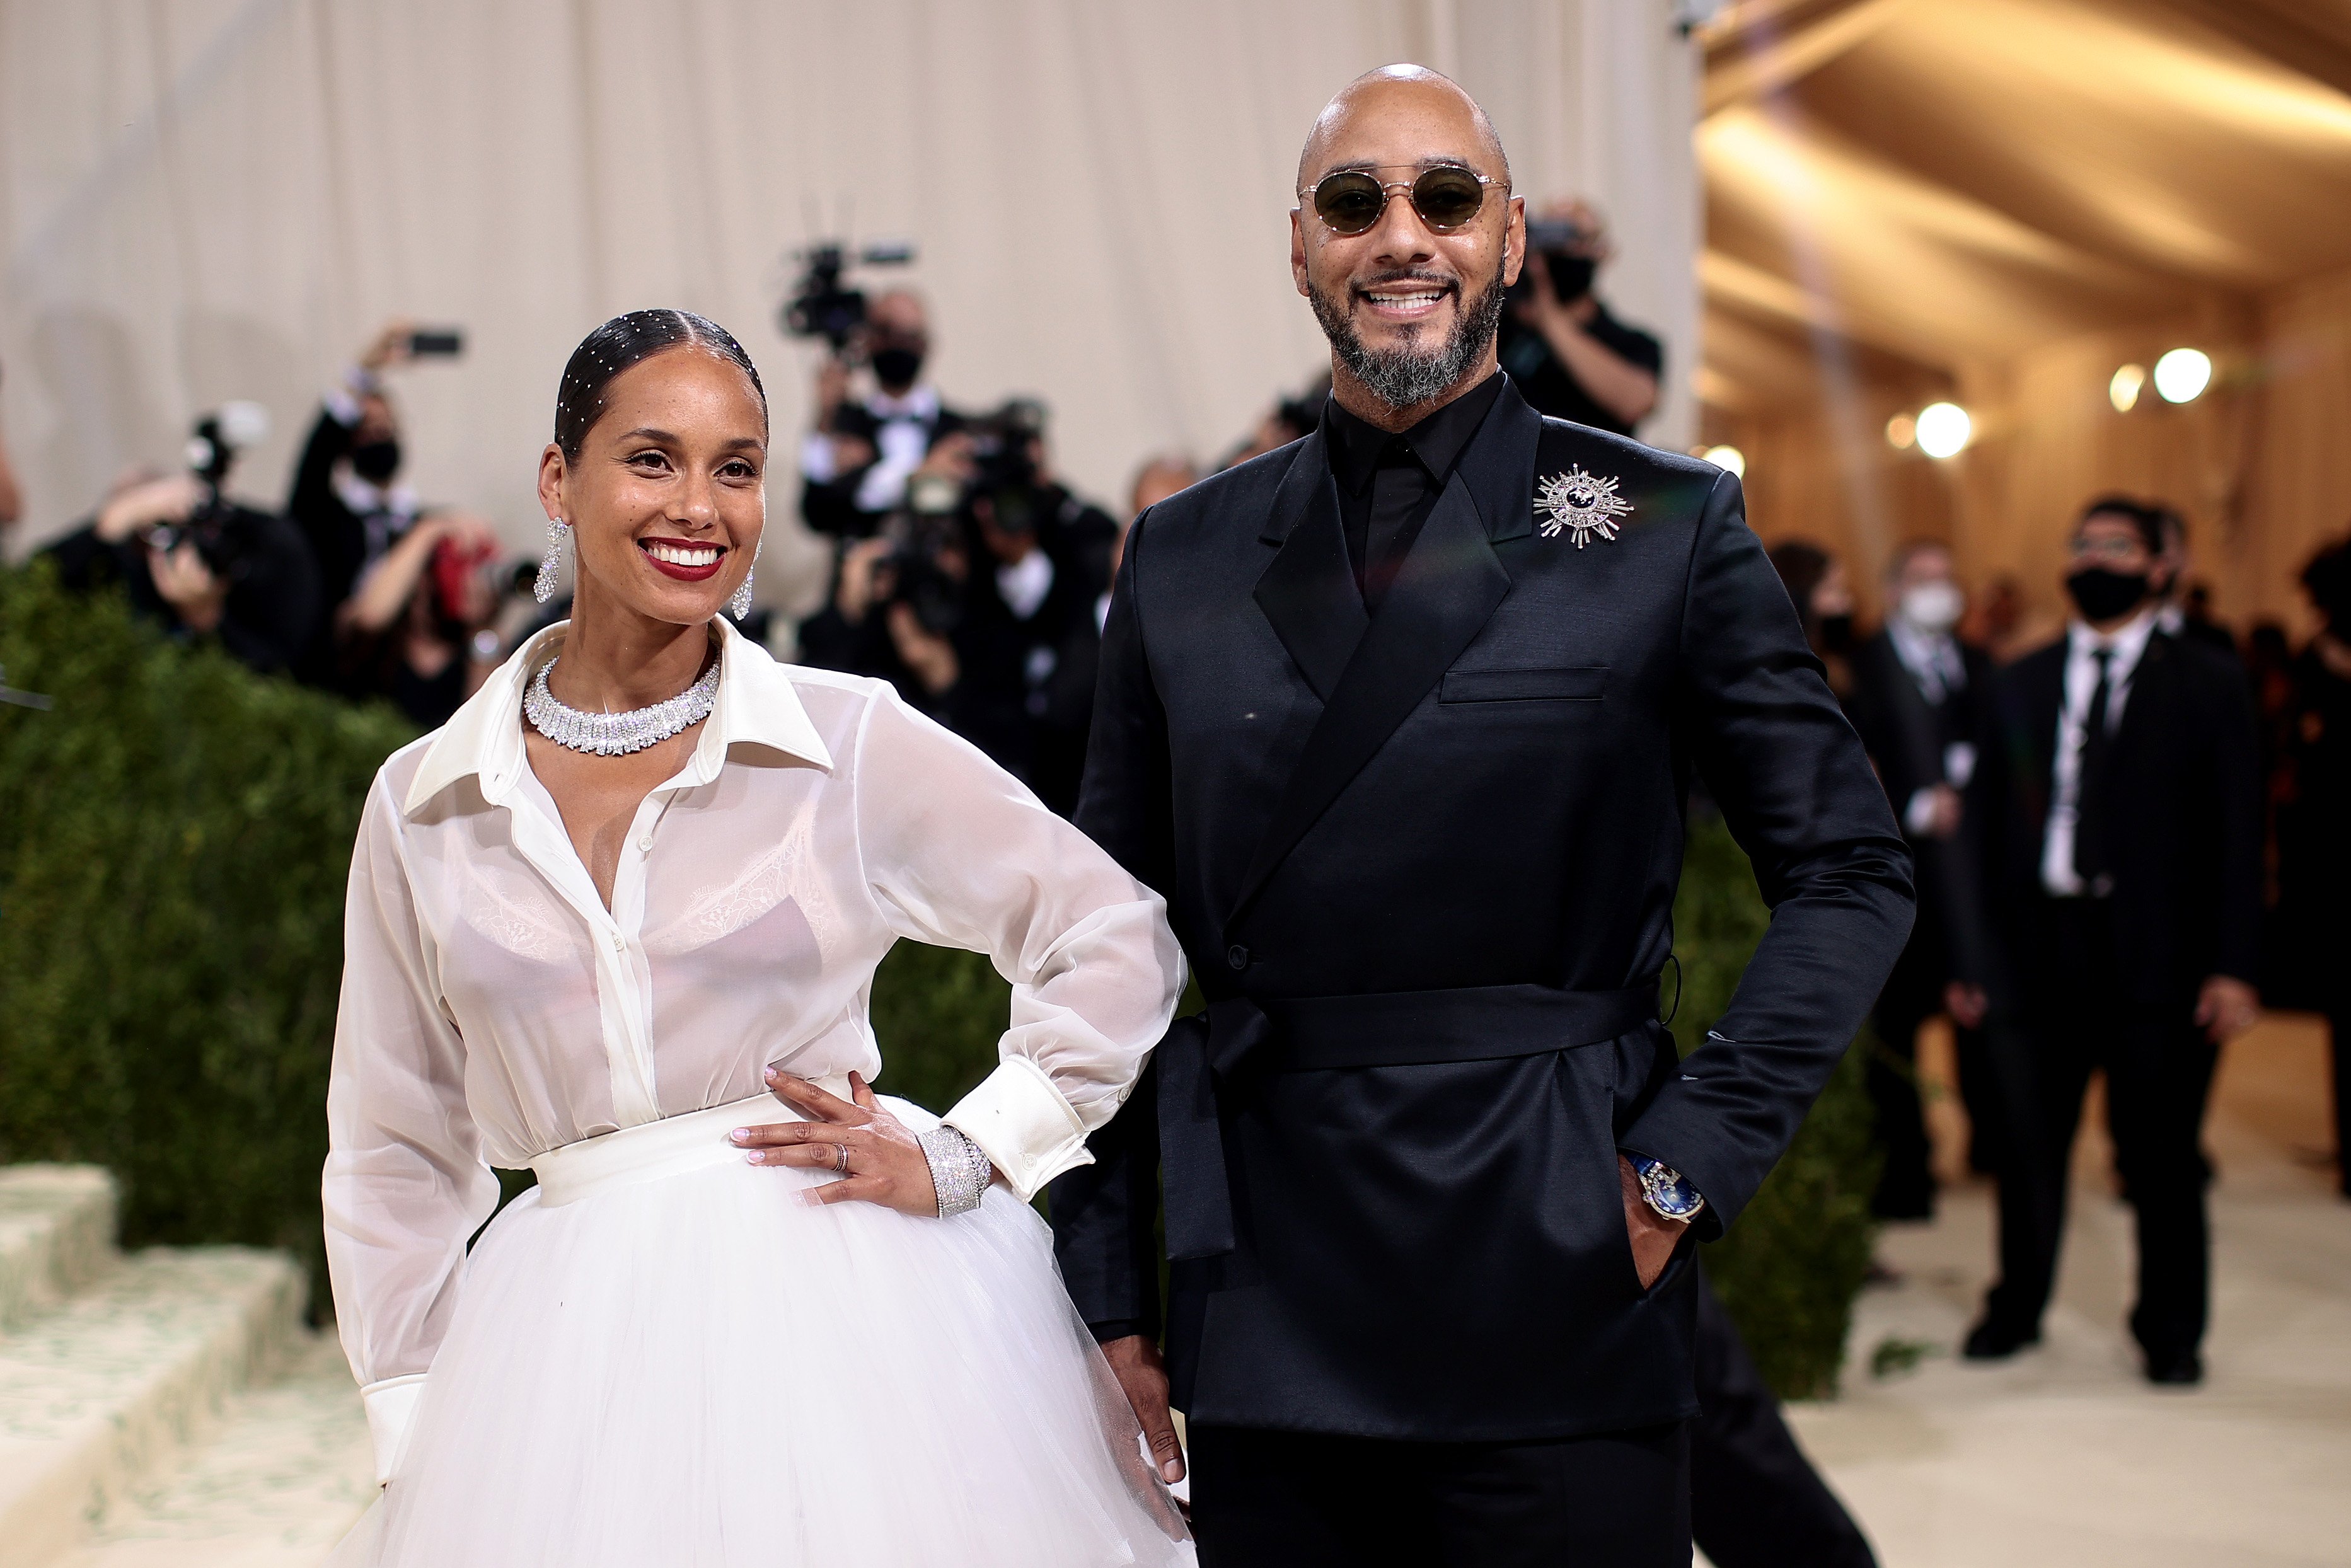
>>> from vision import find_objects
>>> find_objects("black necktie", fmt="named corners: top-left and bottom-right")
top-left (2072, 648), bottom-right (2115, 889)
top-left (1351, 440), bottom-right (1431, 611)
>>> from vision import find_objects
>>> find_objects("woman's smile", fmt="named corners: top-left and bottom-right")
top-left (638, 536), bottom-right (728, 581)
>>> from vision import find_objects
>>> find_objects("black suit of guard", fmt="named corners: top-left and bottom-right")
top-left (1053, 373), bottom-right (1914, 1451)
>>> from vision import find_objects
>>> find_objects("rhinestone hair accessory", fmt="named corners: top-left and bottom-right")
top-left (918, 1124), bottom-right (992, 1218)
top-left (524, 653), bottom-right (719, 756)
top-left (554, 308), bottom-right (767, 461)
top-left (534, 519), bottom-right (568, 605)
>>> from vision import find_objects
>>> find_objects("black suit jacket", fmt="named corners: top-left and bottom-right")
top-left (1054, 380), bottom-right (1912, 1440)
top-left (1846, 631), bottom-right (2000, 990)
top-left (1989, 631), bottom-right (2261, 1004)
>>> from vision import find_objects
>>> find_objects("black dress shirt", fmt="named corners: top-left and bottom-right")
top-left (1323, 372), bottom-right (1505, 611)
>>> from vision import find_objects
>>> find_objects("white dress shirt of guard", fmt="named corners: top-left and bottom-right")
top-left (2040, 606), bottom-right (2159, 896)
top-left (323, 614), bottom-right (1184, 1455)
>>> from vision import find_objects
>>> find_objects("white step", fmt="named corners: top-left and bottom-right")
top-left (0, 1168), bottom-right (117, 1331)
top-left (50, 1333), bottom-right (375, 1568)
top-left (0, 1247), bottom-right (304, 1568)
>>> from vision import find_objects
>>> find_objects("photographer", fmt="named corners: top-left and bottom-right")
top-left (795, 527), bottom-right (963, 716)
top-left (334, 509), bottom-right (505, 727)
top-left (940, 404), bottom-right (1119, 814)
top-left (41, 456), bottom-right (318, 676)
top-left (287, 320), bottom-right (456, 685)
top-left (1498, 199), bottom-right (1662, 435)
top-left (799, 290), bottom-right (963, 539)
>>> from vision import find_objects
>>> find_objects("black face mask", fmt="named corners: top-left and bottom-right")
top-left (350, 437), bottom-right (401, 484)
top-left (2066, 566), bottom-right (2150, 623)
top-left (870, 347), bottom-right (925, 391)
top-left (1545, 251), bottom-right (1597, 302)
top-left (1816, 613), bottom-right (1856, 655)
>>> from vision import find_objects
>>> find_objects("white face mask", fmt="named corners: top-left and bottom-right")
top-left (1898, 580), bottom-right (1963, 633)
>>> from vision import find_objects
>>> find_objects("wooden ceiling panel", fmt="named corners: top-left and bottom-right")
top-left (1786, 0), bottom-right (2351, 289)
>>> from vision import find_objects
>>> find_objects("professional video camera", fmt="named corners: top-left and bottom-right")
top-left (780, 240), bottom-right (916, 353)
top-left (149, 401), bottom-right (272, 575)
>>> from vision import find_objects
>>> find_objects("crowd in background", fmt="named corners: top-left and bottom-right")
top-left (4, 196), bottom-right (2343, 1356)
top-left (1771, 502), bottom-right (2350, 1385)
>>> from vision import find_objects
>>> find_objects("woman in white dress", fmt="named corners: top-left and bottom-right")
top-left (323, 309), bottom-right (1192, 1566)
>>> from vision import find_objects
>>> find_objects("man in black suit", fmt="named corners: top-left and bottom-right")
top-left (1844, 539), bottom-right (2002, 1216)
top-left (1966, 497), bottom-right (2262, 1385)
top-left (1051, 66), bottom-right (1914, 1564)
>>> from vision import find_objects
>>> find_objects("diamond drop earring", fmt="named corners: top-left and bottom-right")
top-left (727, 542), bottom-right (760, 621)
top-left (535, 519), bottom-right (569, 606)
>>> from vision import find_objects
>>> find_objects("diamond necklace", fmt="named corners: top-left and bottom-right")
top-left (524, 654), bottom-right (720, 756)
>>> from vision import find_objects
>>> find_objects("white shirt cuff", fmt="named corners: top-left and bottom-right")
top-left (1904, 787), bottom-right (1939, 836)
top-left (361, 1373), bottom-right (427, 1485)
top-left (943, 1056), bottom-right (1092, 1201)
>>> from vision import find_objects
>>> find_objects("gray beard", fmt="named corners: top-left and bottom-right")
top-left (1310, 256), bottom-right (1507, 413)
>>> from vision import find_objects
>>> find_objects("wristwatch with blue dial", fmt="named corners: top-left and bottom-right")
top-left (1632, 1156), bottom-right (1706, 1223)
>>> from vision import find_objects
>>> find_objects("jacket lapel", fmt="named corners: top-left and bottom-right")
top-left (1228, 383), bottom-right (1542, 931)
top-left (1251, 432), bottom-right (1366, 703)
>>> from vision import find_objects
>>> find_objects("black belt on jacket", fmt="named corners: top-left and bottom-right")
top-left (1157, 981), bottom-right (1660, 1261)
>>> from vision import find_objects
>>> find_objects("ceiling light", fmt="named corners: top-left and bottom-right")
top-left (1885, 413), bottom-right (1916, 450)
top-left (1702, 445), bottom-right (1746, 478)
top-left (2153, 348), bottom-right (2212, 404)
top-left (2110, 364), bottom-right (2146, 412)
top-left (1914, 402), bottom-right (1971, 459)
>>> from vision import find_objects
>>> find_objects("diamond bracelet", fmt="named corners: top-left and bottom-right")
top-left (918, 1124), bottom-right (993, 1218)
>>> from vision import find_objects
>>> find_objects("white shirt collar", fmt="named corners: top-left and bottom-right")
top-left (2065, 606), bottom-right (2159, 676)
top-left (867, 384), bottom-right (939, 422)
top-left (401, 616), bottom-right (832, 819)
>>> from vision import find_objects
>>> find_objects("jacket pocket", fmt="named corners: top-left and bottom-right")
top-left (1440, 666), bottom-right (1607, 703)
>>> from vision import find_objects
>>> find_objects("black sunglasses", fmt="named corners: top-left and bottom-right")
top-left (1302, 166), bottom-right (1502, 236)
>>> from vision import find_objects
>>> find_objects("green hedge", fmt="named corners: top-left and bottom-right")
top-left (0, 563), bottom-right (1873, 1396)
top-left (1670, 812), bottom-right (1881, 1400)
top-left (0, 563), bottom-right (414, 1311)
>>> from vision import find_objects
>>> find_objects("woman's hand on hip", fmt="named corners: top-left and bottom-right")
top-left (732, 1070), bottom-right (941, 1216)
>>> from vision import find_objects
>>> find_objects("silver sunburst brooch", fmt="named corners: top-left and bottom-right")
top-left (1535, 466), bottom-right (1634, 548)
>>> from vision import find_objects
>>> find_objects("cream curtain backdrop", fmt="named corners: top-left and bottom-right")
top-left (0, 0), bottom-right (1697, 623)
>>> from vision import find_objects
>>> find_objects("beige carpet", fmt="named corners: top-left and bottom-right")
top-left (1773, 1012), bottom-right (2350, 1567)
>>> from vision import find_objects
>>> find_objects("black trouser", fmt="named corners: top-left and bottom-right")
top-left (1869, 933), bottom-right (1944, 1219)
top-left (1690, 1269), bottom-right (1878, 1568)
top-left (1985, 898), bottom-right (2220, 1358)
top-left (1188, 1420), bottom-right (1689, 1567)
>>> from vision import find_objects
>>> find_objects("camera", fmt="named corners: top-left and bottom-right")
top-left (1508, 216), bottom-right (1598, 306)
top-left (780, 241), bottom-right (916, 352)
top-left (150, 402), bottom-right (272, 577)
top-left (906, 398), bottom-right (1048, 530)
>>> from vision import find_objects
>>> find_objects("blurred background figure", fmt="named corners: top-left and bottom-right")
top-left (331, 510), bottom-right (506, 729)
top-left (40, 408), bottom-right (317, 676)
top-left (0, 360), bottom-right (22, 541)
top-left (799, 289), bottom-right (963, 540)
top-left (1498, 199), bottom-right (1662, 435)
top-left (1767, 537), bottom-right (1858, 700)
top-left (1845, 539), bottom-right (2001, 1219)
top-left (2151, 507), bottom-right (2238, 657)
top-left (1958, 572), bottom-right (2028, 665)
top-left (940, 403), bottom-right (1119, 815)
top-left (1219, 383), bottom-right (1324, 471)
top-left (2277, 535), bottom-right (2351, 1199)
top-left (1968, 496), bottom-right (2262, 1385)
top-left (287, 321), bottom-right (462, 688)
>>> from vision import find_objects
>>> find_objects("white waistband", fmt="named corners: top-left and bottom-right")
top-left (528, 1076), bottom-right (852, 1207)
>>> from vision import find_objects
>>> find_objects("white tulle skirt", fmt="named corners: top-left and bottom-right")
top-left (328, 1093), bottom-right (1191, 1567)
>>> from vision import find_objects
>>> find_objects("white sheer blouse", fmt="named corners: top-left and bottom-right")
top-left (324, 619), bottom-right (1183, 1438)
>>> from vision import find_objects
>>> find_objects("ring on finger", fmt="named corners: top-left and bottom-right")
top-left (834, 1143), bottom-right (852, 1175)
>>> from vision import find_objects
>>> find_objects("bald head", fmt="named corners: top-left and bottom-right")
top-left (1298, 65), bottom-right (1510, 192)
